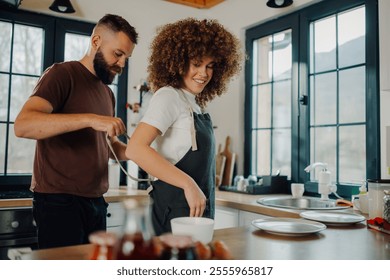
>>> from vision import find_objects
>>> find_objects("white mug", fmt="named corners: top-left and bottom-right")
top-left (291, 183), bottom-right (304, 198)
top-left (353, 193), bottom-right (369, 214)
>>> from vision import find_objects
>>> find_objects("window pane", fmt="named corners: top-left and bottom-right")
top-left (0, 21), bottom-right (12, 72)
top-left (255, 130), bottom-right (270, 176)
top-left (338, 6), bottom-right (365, 68)
top-left (109, 84), bottom-right (118, 99)
top-left (12, 24), bottom-right (43, 75)
top-left (339, 125), bottom-right (366, 183)
top-left (7, 124), bottom-right (34, 174)
top-left (253, 36), bottom-right (272, 84)
top-left (339, 67), bottom-right (365, 123)
top-left (273, 30), bottom-right (292, 80)
top-left (310, 126), bottom-right (337, 182)
top-left (0, 124), bottom-right (5, 174)
top-left (0, 74), bottom-right (9, 121)
top-left (251, 86), bottom-right (258, 127)
top-left (310, 72), bottom-right (337, 125)
top-left (9, 76), bottom-right (39, 121)
top-left (273, 80), bottom-right (291, 128)
top-left (64, 33), bottom-right (89, 61)
top-left (272, 128), bottom-right (291, 177)
top-left (311, 16), bottom-right (336, 73)
top-left (256, 84), bottom-right (271, 128)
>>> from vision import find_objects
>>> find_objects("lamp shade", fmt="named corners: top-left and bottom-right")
top-left (49, 0), bottom-right (75, 13)
top-left (266, 0), bottom-right (293, 8)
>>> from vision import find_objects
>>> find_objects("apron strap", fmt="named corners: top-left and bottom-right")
top-left (179, 89), bottom-right (198, 151)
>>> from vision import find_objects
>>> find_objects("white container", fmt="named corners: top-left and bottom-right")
top-left (171, 217), bottom-right (214, 244)
top-left (108, 159), bottom-right (120, 189)
top-left (367, 179), bottom-right (390, 218)
top-left (291, 183), bottom-right (305, 198)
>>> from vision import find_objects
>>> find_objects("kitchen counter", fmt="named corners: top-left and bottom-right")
top-left (0, 188), bottom-right (149, 208)
top-left (0, 187), bottom-right (300, 217)
top-left (4, 188), bottom-right (389, 260)
top-left (21, 223), bottom-right (390, 260)
top-left (0, 188), bottom-right (356, 223)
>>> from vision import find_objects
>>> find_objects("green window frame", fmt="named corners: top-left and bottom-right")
top-left (245, 0), bottom-right (379, 198)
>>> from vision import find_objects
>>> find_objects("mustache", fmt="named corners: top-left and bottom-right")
top-left (111, 65), bottom-right (123, 75)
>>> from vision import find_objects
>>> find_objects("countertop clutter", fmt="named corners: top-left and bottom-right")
top-left (2, 188), bottom-right (390, 260)
top-left (21, 223), bottom-right (390, 260)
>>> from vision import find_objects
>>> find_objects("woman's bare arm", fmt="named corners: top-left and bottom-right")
top-left (125, 122), bottom-right (206, 217)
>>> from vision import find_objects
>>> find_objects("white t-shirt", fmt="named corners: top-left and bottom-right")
top-left (140, 86), bottom-right (202, 165)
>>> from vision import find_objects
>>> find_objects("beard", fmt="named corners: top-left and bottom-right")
top-left (93, 49), bottom-right (122, 85)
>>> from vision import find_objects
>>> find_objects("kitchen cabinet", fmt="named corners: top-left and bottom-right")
top-left (215, 205), bottom-right (239, 229)
top-left (106, 202), bottom-right (125, 233)
top-left (238, 210), bottom-right (269, 227)
top-left (215, 205), bottom-right (270, 229)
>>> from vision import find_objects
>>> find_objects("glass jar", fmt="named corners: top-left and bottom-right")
top-left (247, 175), bottom-right (258, 186)
top-left (383, 190), bottom-right (390, 223)
top-left (114, 198), bottom-right (161, 259)
top-left (233, 175), bottom-right (244, 187)
top-left (158, 234), bottom-right (198, 260)
top-left (89, 231), bottom-right (117, 260)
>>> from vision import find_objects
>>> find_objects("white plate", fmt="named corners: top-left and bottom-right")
top-left (299, 211), bottom-right (365, 225)
top-left (251, 218), bottom-right (326, 236)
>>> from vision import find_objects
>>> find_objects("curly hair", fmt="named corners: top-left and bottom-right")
top-left (147, 18), bottom-right (242, 108)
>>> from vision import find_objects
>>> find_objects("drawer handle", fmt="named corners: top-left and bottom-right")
top-left (11, 221), bottom-right (20, 228)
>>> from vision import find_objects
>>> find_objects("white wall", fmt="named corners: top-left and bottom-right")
top-left (20, 0), bottom-right (389, 179)
top-left (379, 0), bottom-right (390, 178)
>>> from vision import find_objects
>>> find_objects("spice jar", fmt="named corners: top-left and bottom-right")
top-left (383, 190), bottom-right (390, 223)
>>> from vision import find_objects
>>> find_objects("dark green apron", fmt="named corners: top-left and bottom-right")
top-left (149, 111), bottom-right (215, 236)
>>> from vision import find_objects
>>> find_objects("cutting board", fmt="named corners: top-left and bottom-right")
top-left (221, 136), bottom-right (236, 186)
top-left (215, 144), bottom-right (226, 187)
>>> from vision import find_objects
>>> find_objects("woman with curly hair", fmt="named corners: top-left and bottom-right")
top-left (126, 18), bottom-right (242, 235)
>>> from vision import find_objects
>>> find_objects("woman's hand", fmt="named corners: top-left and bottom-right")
top-left (183, 182), bottom-right (207, 217)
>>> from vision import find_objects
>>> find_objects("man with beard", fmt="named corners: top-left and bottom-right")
top-left (14, 14), bottom-right (138, 249)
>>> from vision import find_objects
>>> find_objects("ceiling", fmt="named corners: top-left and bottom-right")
top-left (164, 0), bottom-right (225, 9)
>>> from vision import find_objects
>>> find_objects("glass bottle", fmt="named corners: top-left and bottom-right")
top-left (114, 198), bottom-right (161, 259)
top-left (383, 190), bottom-right (390, 223)
top-left (159, 234), bottom-right (198, 260)
top-left (89, 231), bottom-right (117, 260)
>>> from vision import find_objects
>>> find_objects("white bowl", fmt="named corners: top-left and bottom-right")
top-left (170, 217), bottom-right (215, 244)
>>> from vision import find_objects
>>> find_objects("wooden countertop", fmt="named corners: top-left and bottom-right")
top-left (5, 188), bottom-right (389, 260)
top-left (0, 188), bottom-right (352, 220)
top-left (215, 190), bottom-right (302, 218)
top-left (21, 223), bottom-right (390, 260)
top-left (0, 188), bottom-right (149, 208)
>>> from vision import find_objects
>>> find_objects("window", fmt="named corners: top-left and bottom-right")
top-left (0, 22), bottom-right (44, 177)
top-left (0, 10), bottom-right (129, 189)
top-left (309, 6), bottom-right (366, 184)
top-left (245, 0), bottom-right (379, 196)
top-left (250, 30), bottom-right (292, 178)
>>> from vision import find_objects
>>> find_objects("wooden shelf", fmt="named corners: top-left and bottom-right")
top-left (164, 0), bottom-right (225, 9)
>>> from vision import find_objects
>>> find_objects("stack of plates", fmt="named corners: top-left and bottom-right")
top-left (252, 212), bottom-right (365, 236)
top-left (299, 211), bottom-right (365, 226)
top-left (251, 218), bottom-right (326, 236)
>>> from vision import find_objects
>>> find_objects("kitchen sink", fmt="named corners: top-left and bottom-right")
top-left (257, 196), bottom-right (350, 210)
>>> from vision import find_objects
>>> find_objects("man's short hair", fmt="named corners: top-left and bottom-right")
top-left (97, 14), bottom-right (138, 44)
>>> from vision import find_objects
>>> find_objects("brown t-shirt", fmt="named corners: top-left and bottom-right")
top-left (30, 61), bottom-right (115, 197)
